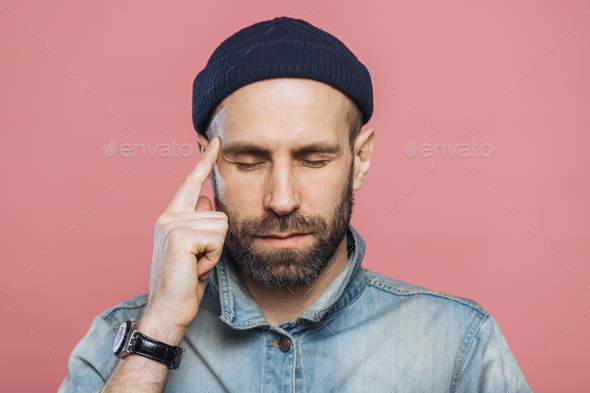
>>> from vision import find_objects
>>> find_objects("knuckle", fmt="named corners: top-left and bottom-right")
top-left (160, 221), bottom-right (174, 236)
top-left (167, 227), bottom-right (189, 245)
top-left (217, 222), bottom-right (229, 236)
top-left (182, 178), bottom-right (194, 192)
top-left (155, 214), bottom-right (167, 229)
top-left (184, 172), bottom-right (204, 191)
top-left (213, 211), bottom-right (228, 221)
top-left (214, 232), bottom-right (225, 245)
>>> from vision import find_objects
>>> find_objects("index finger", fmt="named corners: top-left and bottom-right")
top-left (164, 136), bottom-right (221, 213)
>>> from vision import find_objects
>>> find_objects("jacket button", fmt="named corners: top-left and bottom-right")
top-left (278, 336), bottom-right (291, 353)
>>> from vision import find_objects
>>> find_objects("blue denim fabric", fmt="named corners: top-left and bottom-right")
top-left (58, 224), bottom-right (533, 392)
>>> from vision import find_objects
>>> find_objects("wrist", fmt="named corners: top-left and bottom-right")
top-left (136, 317), bottom-right (186, 347)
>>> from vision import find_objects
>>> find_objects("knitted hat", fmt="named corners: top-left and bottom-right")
top-left (191, 16), bottom-right (373, 138)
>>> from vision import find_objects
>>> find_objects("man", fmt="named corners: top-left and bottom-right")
top-left (59, 16), bottom-right (533, 393)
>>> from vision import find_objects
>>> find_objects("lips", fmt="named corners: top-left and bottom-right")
top-left (257, 233), bottom-right (310, 248)
top-left (261, 233), bottom-right (307, 239)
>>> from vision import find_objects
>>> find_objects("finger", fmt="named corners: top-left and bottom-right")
top-left (164, 136), bottom-right (221, 213)
top-left (161, 217), bottom-right (229, 241)
top-left (195, 195), bottom-right (213, 212)
top-left (156, 211), bottom-right (228, 229)
top-left (160, 210), bottom-right (227, 221)
top-left (180, 229), bottom-right (225, 277)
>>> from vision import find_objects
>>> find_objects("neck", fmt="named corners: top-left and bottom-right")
top-left (235, 235), bottom-right (350, 327)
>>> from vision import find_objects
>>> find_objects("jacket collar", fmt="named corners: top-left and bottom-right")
top-left (207, 223), bottom-right (368, 330)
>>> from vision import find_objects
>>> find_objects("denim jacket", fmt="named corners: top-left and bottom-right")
top-left (58, 224), bottom-right (533, 392)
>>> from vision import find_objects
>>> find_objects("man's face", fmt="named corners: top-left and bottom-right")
top-left (208, 78), bottom-right (356, 288)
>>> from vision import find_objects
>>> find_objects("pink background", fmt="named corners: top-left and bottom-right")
top-left (2, 1), bottom-right (589, 391)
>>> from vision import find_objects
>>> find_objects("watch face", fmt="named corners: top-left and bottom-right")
top-left (113, 322), bottom-right (127, 353)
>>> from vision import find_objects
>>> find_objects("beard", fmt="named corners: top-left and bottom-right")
top-left (210, 160), bottom-right (355, 289)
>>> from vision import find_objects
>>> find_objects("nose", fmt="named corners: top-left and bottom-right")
top-left (264, 161), bottom-right (301, 215)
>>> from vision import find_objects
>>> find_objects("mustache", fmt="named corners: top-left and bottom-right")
top-left (238, 211), bottom-right (325, 237)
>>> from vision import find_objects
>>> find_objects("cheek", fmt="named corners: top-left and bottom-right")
top-left (306, 172), bottom-right (345, 208)
top-left (217, 164), bottom-right (261, 209)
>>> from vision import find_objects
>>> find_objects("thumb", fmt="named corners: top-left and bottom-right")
top-left (195, 195), bottom-right (212, 212)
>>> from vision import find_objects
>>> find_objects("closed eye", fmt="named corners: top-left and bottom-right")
top-left (235, 160), bottom-right (328, 170)
top-left (303, 160), bottom-right (329, 167)
top-left (235, 162), bottom-right (261, 170)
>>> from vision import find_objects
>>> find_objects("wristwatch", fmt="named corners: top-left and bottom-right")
top-left (112, 318), bottom-right (185, 370)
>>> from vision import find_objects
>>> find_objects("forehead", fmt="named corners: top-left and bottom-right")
top-left (210, 78), bottom-right (351, 147)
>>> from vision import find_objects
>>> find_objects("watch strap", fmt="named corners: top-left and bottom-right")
top-left (128, 331), bottom-right (185, 370)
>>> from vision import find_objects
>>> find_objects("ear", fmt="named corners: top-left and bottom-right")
top-left (352, 128), bottom-right (375, 191)
top-left (196, 134), bottom-right (210, 156)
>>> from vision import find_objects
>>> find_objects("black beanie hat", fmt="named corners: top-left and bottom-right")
top-left (191, 16), bottom-right (374, 138)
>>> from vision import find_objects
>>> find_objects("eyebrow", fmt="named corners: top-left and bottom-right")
top-left (222, 141), bottom-right (342, 158)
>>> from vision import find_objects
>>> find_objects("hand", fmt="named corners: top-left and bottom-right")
top-left (137, 136), bottom-right (227, 345)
